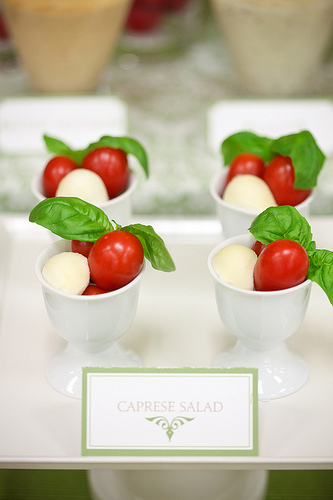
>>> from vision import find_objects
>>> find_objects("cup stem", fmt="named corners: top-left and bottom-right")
top-left (46, 341), bottom-right (142, 398)
top-left (214, 340), bottom-right (309, 401)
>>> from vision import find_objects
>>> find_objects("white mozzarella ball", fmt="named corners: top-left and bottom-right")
top-left (56, 169), bottom-right (109, 204)
top-left (42, 251), bottom-right (90, 295)
top-left (213, 244), bottom-right (257, 290)
top-left (223, 174), bottom-right (276, 211)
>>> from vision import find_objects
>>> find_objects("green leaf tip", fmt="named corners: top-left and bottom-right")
top-left (249, 205), bottom-right (333, 305)
top-left (221, 130), bottom-right (325, 190)
top-left (43, 134), bottom-right (149, 178)
top-left (29, 197), bottom-right (175, 273)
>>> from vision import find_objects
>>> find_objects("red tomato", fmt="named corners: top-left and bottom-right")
top-left (71, 240), bottom-right (94, 258)
top-left (82, 147), bottom-right (129, 199)
top-left (126, 0), bottom-right (163, 32)
top-left (251, 240), bottom-right (266, 256)
top-left (164, 0), bottom-right (188, 11)
top-left (0, 15), bottom-right (8, 40)
top-left (263, 155), bottom-right (312, 206)
top-left (82, 284), bottom-right (107, 295)
top-left (253, 239), bottom-right (309, 291)
top-left (88, 230), bottom-right (144, 291)
top-left (42, 156), bottom-right (78, 198)
top-left (225, 153), bottom-right (265, 186)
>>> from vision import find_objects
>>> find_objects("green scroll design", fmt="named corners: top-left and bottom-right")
top-left (146, 415), bottom-right (195, 442)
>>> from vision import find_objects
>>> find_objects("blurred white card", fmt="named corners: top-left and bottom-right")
top-left (0, 95), bottom-right (128, 155)
top-left (207, 99), bottom-right (333, 157)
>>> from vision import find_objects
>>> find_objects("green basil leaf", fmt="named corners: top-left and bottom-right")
top-left (272, 131), bottom-right (325, 189)
top-left (221, 130), bottom-right (325, 189)
top-left (249, 205), bottom-right (314, 252)
top-left (307, 249), bottom-right (333, 305)
top-left (221, 132), bottom-right (275, 165)
top-left (43, 135), bottom-right (83, 165)
top-left (122, 223), bottom-right (176, 272)
top-left (43, 134), bottom-right (149, 177)
top-left (84, 136), bottom-right (149, 178)
top-left (249, 206), bottom-right (333, 304)
top-left (29, 197), bottom-right (112, 242)
top-left (29, 197), bottom-right (175, 273)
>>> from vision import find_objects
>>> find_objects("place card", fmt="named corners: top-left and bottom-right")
top-left (0, 95), bottom-right (128, 154)
top-left (206, 99), bottom-right (333, 156)
top-left (82, 367), bottom-right (258, 457)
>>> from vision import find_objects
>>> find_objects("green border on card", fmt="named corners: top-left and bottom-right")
top-left (81, 367), bottom-right (258, 457)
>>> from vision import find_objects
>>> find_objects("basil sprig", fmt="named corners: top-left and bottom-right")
top-left (120, 223), bottom-right (176, 273)
top-left (249, 205), bottom-right (333, 304)
top-left (43, 134), bottom-right (149, 178)
top-left (29, 197), bottom-right (112, 241)
top-left (29, 197), bottom-right (175, 272)
top-left (221, 130), bottom-right (325, 189)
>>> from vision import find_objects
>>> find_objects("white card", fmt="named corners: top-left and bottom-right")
top-left (0, 95), bottom-right (128, 154)
top-left (206, 99), bottom-right (333, 157)
top-left (82, 367), bottom-right (258, 457)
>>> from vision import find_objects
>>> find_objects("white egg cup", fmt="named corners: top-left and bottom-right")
top-left (208, 233), bottom-right (312, 401)
top-left (209, 169), bottom-right (314, 239)
top-left (31, 170), bottom-right (138, 227)
top-left (36, 239), bottom-right (144, 399)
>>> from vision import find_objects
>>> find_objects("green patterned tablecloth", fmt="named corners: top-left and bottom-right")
top-left (0, 11), bottom-right (332, 216)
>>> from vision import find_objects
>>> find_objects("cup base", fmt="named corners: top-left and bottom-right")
top-left (214, 341), bottom-right (309, 401)
top-left (88, 469), bottom-right (268, 500)
top-left (46, 342), bottom-right (141, 399)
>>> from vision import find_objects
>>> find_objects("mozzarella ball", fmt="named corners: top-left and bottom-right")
top-left (42, 251), bottom-right (90, 295)
top-left (223, 174), bottom-right (276, 211)
top-left (213, 244), bottom-right (257, 290)
top-left (56, 169), bottom-right (109, 204)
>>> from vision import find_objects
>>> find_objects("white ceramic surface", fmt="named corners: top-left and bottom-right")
top-left (1, 214), bottom-right (333, 467)
top-left (35, 239), bottom-right (144, 399)
top-left (209, 169), bottom-right (314, 238)
top-left (31, 169), bottom-right (138, 228)
top-left (88, 469), bottom-right (268, 500)
top-left (208, 233), bottom-right (312, 401)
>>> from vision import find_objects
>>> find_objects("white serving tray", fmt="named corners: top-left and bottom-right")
top-left (0, 214), bottom-right (332, 470)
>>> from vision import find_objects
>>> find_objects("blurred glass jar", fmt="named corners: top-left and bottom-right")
top-left (1, 0), bottom-right (132, 93)
top-left (210, 0), bottom-right (333, 96)
top-left (119, 0), bottom-right (206, 57)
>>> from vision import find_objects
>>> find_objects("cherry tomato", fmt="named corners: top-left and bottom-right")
top-left (225, 153), bottom-right (265, 186)
top-left (88, 230), bottom-right (144, 291)
top-left (0, 15), bottom-right (8, 40)
top-left (82, 147), bottom-right (129, 199)
top-left (126, 0), bottom-right (163, 32)
top-left (42, 156), bottom-right (78, 198)
top-left (164, 0), bottom-right (188, 11)
top-left (82, 284), bottom-right (107, 295)
top-left (263, 155), bottom-right (312, 206)
top-left (253, 239), bottom-right (309, 291)
top-left (251, 240), bottom-right (266, 256)
top-left (71, 240), bottom-right (94, 258)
